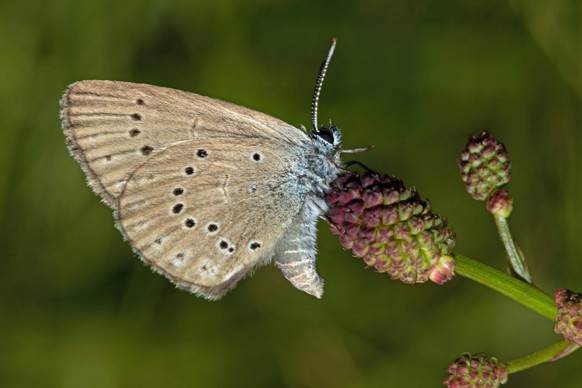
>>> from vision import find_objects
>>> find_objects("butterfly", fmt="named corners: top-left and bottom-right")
top-left (60, 39), bottom-right (350, 300)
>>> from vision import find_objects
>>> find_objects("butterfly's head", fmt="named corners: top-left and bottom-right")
top-left (312, 124), bottom-right (341, 153)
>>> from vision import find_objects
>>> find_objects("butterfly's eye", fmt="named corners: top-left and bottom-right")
top-left (315, 127), bottom-right (336, 144)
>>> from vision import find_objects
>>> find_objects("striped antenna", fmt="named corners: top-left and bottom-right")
top-left (311, 38), bottom-right (337, 132)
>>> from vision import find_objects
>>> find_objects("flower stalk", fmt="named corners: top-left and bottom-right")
top-left (454, 254), bottom-right (554, 320)
top-left (506, 341), bottom-right (579, 374)
top-left (493, 214), bottom-right (532, 283)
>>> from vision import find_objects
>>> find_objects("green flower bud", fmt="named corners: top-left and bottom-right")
top-left (430, 255), bottom-right (456, 285)
top-left (486, 189), bottom-right (513, 218)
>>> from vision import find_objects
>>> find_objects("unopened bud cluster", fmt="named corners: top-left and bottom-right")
top-left (554, 288), bottom-right (582, 346)
top-left (444, 352), bottom-right (507, 387)
top-left (458, 131), bottom-right (511, 201)
top-left (326, 171), bottom-right (455, 284)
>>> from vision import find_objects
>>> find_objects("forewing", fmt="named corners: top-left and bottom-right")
top-left (60, 80), bottom-right (306, 208)
top-left (117, 139), bottom-right (306, 300)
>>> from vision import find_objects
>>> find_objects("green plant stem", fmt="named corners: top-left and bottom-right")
top-left (507, 341), bottom-right (580, 374)
top-left (493, 214), bottom-right (532, 283)
top-left (454, 255), bottom-right (555, 320)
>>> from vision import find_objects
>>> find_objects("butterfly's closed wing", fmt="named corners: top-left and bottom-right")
top-left (61, 80), bottom-right (313, 299)
top-left (118, 139), bottom-right (308, 299)
top-left (61, 80), bottom-right (306, 208)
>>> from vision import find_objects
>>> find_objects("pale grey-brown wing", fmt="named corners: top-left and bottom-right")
top-left (117, 139), bottom-right (306, 300)
top-left (60, 80), bottom-right (307, 208)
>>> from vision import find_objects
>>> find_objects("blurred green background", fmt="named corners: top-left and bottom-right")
top-left (1, 0), bottom-right (581, 387)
